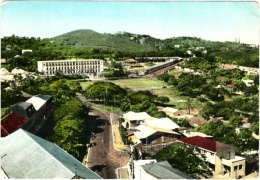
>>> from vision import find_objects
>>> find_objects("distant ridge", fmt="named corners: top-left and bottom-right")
top-left (51, 29), bottom-right (158, 51)
top-left (50, 29), bottom-right (254, 53)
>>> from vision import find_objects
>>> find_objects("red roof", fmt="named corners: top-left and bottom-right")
top-left (1, 125), bottom-right (9, 137)
top-left (227, 83), bottom-right (235, 87)
top-left (178, 136), bottom-right (217, 152)
top-left (1, 113), bottom-right (28, 134)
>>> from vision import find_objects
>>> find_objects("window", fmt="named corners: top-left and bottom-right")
top-left (234, 165), bottom-right (243, 171)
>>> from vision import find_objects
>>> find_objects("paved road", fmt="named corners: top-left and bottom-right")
top-left (86, 109), bottom-right (129, 179)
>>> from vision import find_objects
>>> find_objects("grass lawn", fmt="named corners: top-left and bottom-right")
top-left (109, 77), bottom-right (168, 89)
top-left (167, 69), bottom-right (183, 78)
top-left (80, 81), bottom-right (94, 90)
top-left (152, 87), bottom-right (205, 109)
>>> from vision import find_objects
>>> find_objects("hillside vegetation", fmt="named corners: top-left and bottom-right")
top-left (51, 29), bottom-right (157, 52)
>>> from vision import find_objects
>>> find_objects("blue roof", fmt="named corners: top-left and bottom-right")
top-left (0, 129), bottom-right (102, 179)
top-left (142, 161), bottom-right (192, 179)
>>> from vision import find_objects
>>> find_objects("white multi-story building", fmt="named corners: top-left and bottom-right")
top-left (37, 59), bottom-right (104, 78)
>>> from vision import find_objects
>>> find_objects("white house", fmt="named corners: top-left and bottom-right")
top-left (143, 117), bottom-right (180, 131)
top-left (242, 79), bottom-right (254, 87)
top-left (122, 111), bottom-right (153, 129)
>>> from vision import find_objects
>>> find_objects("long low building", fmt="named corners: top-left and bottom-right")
top-left (37, 59), bottom-right (104, 78)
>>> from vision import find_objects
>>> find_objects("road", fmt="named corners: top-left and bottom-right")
top-left (86, 109), bottom-right (129, 179)
top-left (77, 94), bottom-right (129, 179)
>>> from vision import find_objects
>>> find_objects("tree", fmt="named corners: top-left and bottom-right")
top-left (153, 143), bottom-right (210, 175)
top-left (244, 86), bottom-right (259, 96)
top-left (49, 79), bottom-right (75, 102)
top-left (52, 119), bottom-right (86, 159)
top-left (183, 97), bottom-right (195, 115)
top-left (228, 115), bottom-right (243, 127)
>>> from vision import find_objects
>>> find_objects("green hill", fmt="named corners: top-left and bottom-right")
top-left (51, 29), bottom-right (158, 52)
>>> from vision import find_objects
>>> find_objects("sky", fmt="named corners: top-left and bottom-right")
top-left (1, 0), bottom-right (260, 45)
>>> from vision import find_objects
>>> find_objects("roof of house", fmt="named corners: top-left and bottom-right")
top-left (26, 96), bottom-right (47, 110)
top-left (1, 113), bottom-right (29, 134)
top-left (35, 94), bottom-right (52, 101)
top-left (10, 102), bottom-right (36, 118)
top-left (0, 129), bottom-right (102, 179)
top-left (134, 124), bottom-right (179, 140)
top-left (124, 59), bottom-right (138, 63)
top-left (182, 131), bottom-right (213, 138)
top-left (144, 117), bottom-right (180, 130)
top-left (178, 136), bottom-right (235, 153)
top-left (134, 124), bottom-right (157, 139)
top-left (142, 161), bottom-right (192, 179)
top-left (162, 107), bottom-right (179, 113)
top-left (189, 116), bottom-right (207, 127)
top-left (123, 111), bottom-right (152, 121)
top-left (1, 126), bottom-right (9, 137)
top-left (227, 82), bottom-right (235, 87)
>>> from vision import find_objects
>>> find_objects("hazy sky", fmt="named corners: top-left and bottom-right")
top-left (1, 1), bottom-right (260, 44)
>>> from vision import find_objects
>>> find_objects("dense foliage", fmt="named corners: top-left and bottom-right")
top-left (195, 120), bottom-right (259, 153)
top-left (52, 99), bottom-right (89, 159)
top-left (153, 143), bottom-right (211, 175)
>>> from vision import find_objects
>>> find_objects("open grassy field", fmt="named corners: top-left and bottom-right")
top-left (109, 77), bottom-right (168, 89)
top-left (167, 69), bottom-right (183, 77)
top-left (152, 87), bottom-right (204, 109)
top-left (80, 81), bottom-right (94, 90)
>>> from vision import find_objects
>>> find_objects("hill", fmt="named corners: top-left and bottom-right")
top-left (51, 29), bottom-right (158, 52)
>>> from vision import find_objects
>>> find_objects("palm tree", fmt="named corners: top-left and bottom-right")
top-left (184, 97), bottom-right (196, 115)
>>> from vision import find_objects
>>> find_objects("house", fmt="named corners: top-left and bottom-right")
top-left (143, 117), bottom-right (180, 131)
top-left (227, 82), bottom-right (235, 88)
top-left (22, 49), bottom-right (33, 54)
top-left (189, 116), bottom-right (208, 127)
top-left (177, 136), bottom-right (246, 179)
top-left (0, 129), bottom-right (102, 179)
top-left (160, 107), bottom-right (179, 116)
top-left (7, 95), bottom-right (54, 135)
top-left (10, 102), bottom-right (37, 119)
top-left (128, 159), bottom-right (157, 179)
top-left (129, 124), bottom-right (180, 156)
top-left (180, 130), bottom-right (213, 138)
top-left (1, 58), bottom-right (7, 64)
top-left (128, 160), bottom-right (192, 179)
top-left (122, 111), bottom-right (153, 129)
top-left (242, 79), bottom-right (254, 87)
top-left (133, 124), bottom-right (180, 145)
top-left (123, 59), bottom-right (141, 68)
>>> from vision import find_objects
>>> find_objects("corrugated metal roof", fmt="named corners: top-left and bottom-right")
top-left (0, 129), bottom-right (102, 179)
top-left (134, 124), bottom-right (157, 139)
top-left (134, 124), bottom-right (179, 140)
top-left (123, 111), bottom-right (152, 121)
top-left (178, 136), bottom-right (235, 153)
top-left (142, 161), bottom-right (192, 179)
top-left (144, 117), bottom-right (180, 130)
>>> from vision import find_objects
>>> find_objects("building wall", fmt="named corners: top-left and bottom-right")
top-left (230, 160), bottom-right (246, 179)
top-left (38, 59), bottom-right (104, 78)
top-left (215, 155), bottom-right (223, 175)
top-left (217, 149), bottom-right (235, 160)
